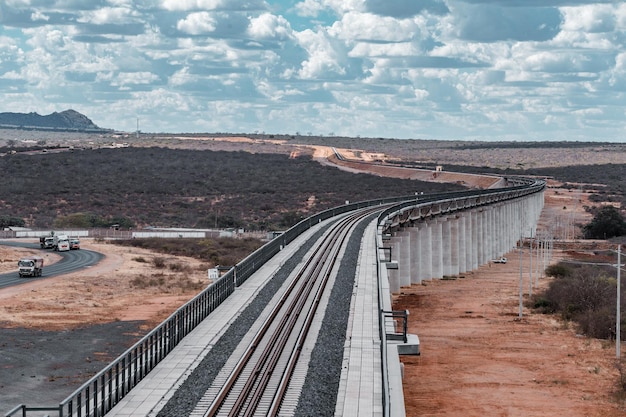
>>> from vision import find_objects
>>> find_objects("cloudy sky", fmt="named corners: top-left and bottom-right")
top-left (0, 1), bottom-right (625, 141)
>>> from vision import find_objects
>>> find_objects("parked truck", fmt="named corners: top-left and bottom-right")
top-left (18, 256), bottom-right (44, 277)
top-left (54, 234), bottom-right (70, 252)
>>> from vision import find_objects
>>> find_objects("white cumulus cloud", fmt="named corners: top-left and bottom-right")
top-left (177, 12), bottom-right (217, 35)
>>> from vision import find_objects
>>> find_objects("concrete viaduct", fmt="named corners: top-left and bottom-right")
top-left (376, 178), bottom-right (545, 416)
top-left (381, 183), bottom-right (544, 293)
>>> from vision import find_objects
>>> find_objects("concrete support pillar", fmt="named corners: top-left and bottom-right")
top-left (502, 202), bottom-right (510, 253)
top-left (508, 202), bottom-right (515, 251)
top-left (398, 230), bottom-right (411, 288)
top-left (470, 210), bottom-right (478, 270)
top-left (409, 225), bottom-right (421, 284)
top-left (387, 262), bottom-right (400, 294)
top-left (442, 219), bottom-right (452, 277)
top-left (503, 203), bottom-right (511, 254)
top-left (431, 219), bottom-right (443, 279)
top-left (458, 214), bottom-right (467, 274)
top-left (420, 221), bottom-right (432, 281)
top-left (483, 207), bottom-right (491, 262)
top-left (502, 203), bottom-right (511, 254)
top-left (517, 199), bottom-right (524, 243)
top-left (486, 207), bottom-right (495, 261)
top-left (477, 209), bottom-right (485, 266)
top-left (450, 215), bottom-right (460, 277)
top-left (391, 233), bottom-right (400, 274)
top-left (484, 208), bottom-right (490, 264)
top-left (495, 205), bottom-right (503, 256)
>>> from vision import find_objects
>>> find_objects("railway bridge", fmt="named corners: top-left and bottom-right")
top-left (7, 178), bottom-right (545, 417)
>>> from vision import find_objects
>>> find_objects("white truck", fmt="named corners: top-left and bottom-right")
top-left (39, 235), bottom-right (55, 249)
top-left (18, 256), bottom-right (44, 277)
top-left (54, 234), bottom-right (71, 252)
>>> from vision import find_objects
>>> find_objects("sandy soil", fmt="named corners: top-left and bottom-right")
top-left (0, 241), bottom-right (211, 330)
top-left (0, 242), bottom-right (216, 415)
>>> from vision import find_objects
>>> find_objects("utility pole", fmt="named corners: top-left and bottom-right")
top-left (519, 233), bottom-right (523, 318)
top-left (529, 234), bottom-right (533, 296)
top-left (618, 245), bottom-right (621, 358)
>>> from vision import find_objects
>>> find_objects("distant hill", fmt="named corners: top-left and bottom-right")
top-left (0, 109), bottom-right (107, 132)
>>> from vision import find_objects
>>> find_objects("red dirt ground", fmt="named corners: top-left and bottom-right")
top-left (394, 181), bottom-right (625, 416)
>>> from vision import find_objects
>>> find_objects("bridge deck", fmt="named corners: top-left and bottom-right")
top-left (106, 217), bottom-right (387, 417)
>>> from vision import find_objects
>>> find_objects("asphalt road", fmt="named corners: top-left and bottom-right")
top-left (0, 241), bottom-right (104, 289)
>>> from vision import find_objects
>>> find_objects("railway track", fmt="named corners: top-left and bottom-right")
top-left (199, 206), bottom-right (383, 417)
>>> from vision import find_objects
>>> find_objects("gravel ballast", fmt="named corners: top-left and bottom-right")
top-left (157, 222), bottom-right (331, 417)
top-left (294, 213), bottom-right (375, 417)
top-left (157, 213), bottom-right (375, 417)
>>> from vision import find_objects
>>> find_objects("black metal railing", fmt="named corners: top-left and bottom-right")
top-left (24, 270), bottom-right (236, 417)
top-left (382, 310), bottom-right (409, 343)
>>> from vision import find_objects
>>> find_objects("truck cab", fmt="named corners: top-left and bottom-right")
top-left (39, 236), bottom-right (55, 249)
top-left (54, 234), bottom-right (70, 252)
top-left (18, 257), bottom-right (44, 277)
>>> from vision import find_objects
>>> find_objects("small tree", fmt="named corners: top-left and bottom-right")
top-left (583, 205), bottom-right (626, 239)
top-left (0, 215), bottom-right (25, 228)
top-left (545, 263), bottom-right (572, 279)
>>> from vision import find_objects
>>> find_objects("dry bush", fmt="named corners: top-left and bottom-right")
top-left (534, 263), bottom-right (622, 340)
top-left (129, 272), bottom-right (204, 293)
top-left (152, 257), bottom-right (166, 269)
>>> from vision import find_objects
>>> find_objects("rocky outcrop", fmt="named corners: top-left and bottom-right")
top-left (0, 109), bottom-right (106, 131)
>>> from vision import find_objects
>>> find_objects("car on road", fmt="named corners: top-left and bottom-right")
top-left (492, 257), bottom-right (507, 264)
top-left (70, 238), bottom-right (81, 250)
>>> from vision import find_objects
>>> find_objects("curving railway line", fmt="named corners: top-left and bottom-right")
top-left (4, 176), bottom-right (545, 417)
top-left (200, 207), bottom-right (385, 417)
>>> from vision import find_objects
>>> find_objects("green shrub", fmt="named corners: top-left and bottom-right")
top-left (583, 205), bottom-right (626, 239)
top-left (545, 263), bottom-right (572, 279)
top-left (534, 264), bottom-right (621, 340)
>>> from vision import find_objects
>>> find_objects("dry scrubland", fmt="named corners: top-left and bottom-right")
top-left (1, 133), bottom-right (626, 415)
